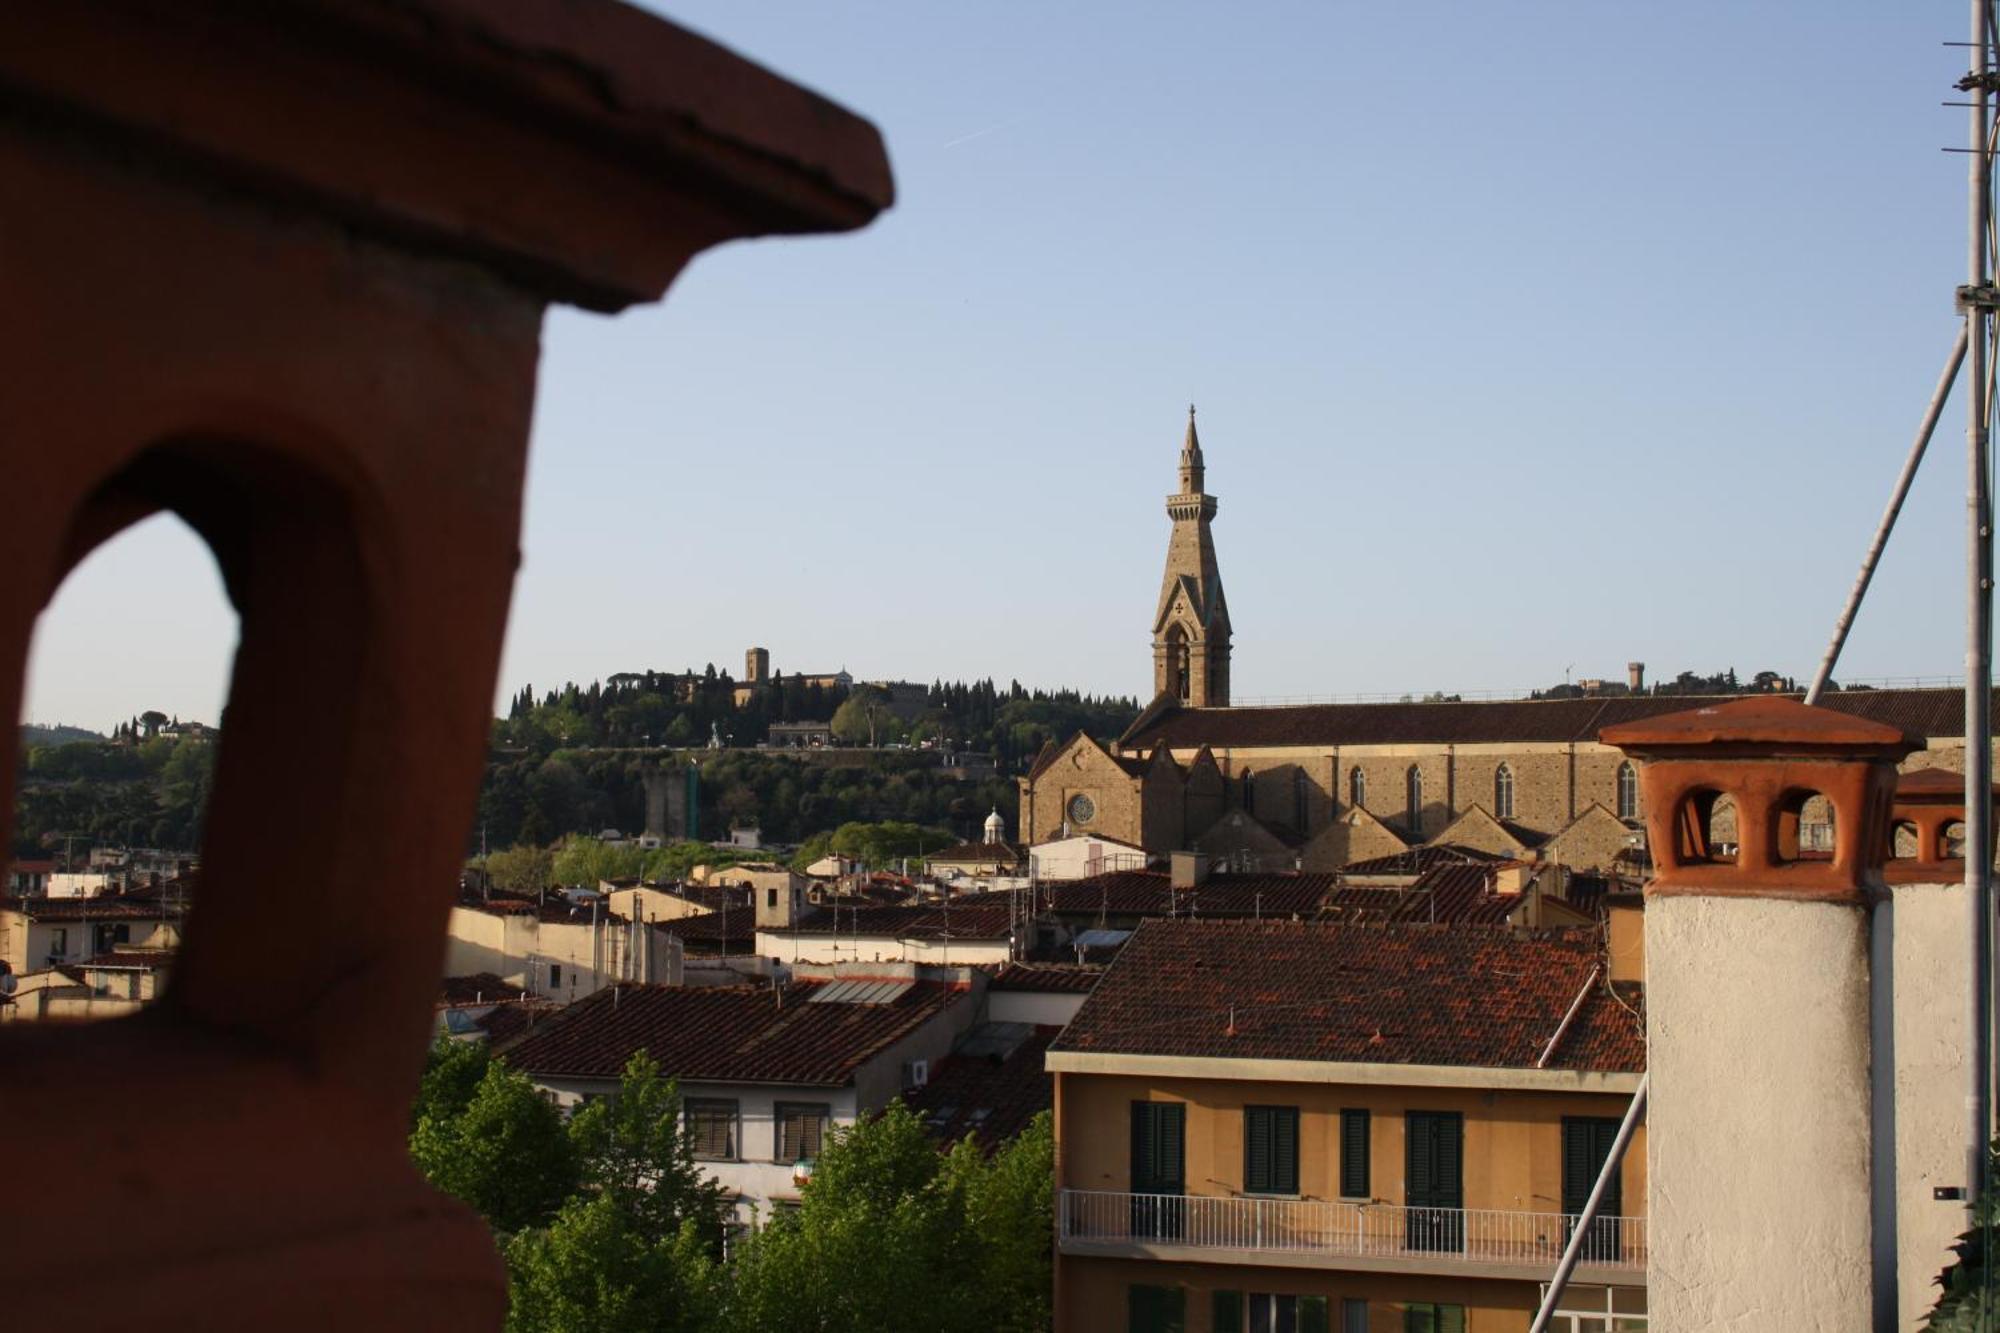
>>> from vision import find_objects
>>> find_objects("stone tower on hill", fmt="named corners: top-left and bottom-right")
top-left (1153, 405), bottom-right (1232, 707)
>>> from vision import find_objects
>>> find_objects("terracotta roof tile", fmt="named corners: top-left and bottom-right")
top-left (788, 897), bottom-right (1016, 939)
top-left (1123, 687), bottom-right (1987, 752)
top-left (499, 979), bottom-right (966, 1086)
top-left (1051, 918), bottom-right (1644, 1074)
top-left (1339, 843), bottom-right (1507, 877)
top-left (1045, 871), bottom-right (1330, 919)
top-left (906, 1024), bottom-right (1054, 1149)
top-left (986, 961), bottom-right (1105, 994)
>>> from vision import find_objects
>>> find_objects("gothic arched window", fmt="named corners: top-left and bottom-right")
top-left (1350, 767), bottom-right (1365, 809)
top-left (1242, 767), bottom-right (1255, 816)
top-left (1405, 765), bottom-right (1424, 835)
top-left (1494, 764), bottom-right (1515, 820)
top-left (1294, 769), bottom-right (1310, 832)
top-left (1617, 761), bottom-right (1639, 821)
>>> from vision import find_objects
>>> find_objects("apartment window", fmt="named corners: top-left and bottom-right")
top-left (1341, 1300), bottom-right (1369, 1333)
top-left (775, 1102), bottom-right (830, 1163)
top-left (48, 927), bottom-right (68, 959)
top-left (1405, 766), bottom-right (1423, 834)
top-left (1494, 763), bottom-right (1515, 819)
top-left (684, 1099), bottom-right (739, 1161)
top-left (1293, 769), bottom-right (1310, 832)
top-left (548, 963), bottom-right (562, 989)
top-left (767, 887), bottom-right (778, 910)
top-left (1616, 761), bottom-right (1639, 820)
top-left (1338, 1108), bottom-right (1371, 1199)
top-left (1248, 1294), bottom-right (1330, 1333)
top-left (1128, 1283), bottom-right (1185, 1333)
top-left (1402, 1303), bottom-right (1465, 1333)
top-left (1350, 767), bottom-right (1365, 808)
top-left (1243, 1105), bottom-right (1299, 1195)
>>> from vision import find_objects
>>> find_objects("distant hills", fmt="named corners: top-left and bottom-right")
top-left (20, 723), bottom-right (105, 749)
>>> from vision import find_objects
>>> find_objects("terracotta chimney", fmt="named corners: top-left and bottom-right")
top-left (1602, 697), bottom-right (1914, 1329)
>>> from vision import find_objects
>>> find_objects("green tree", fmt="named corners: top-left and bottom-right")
top-left (725, 1102), bottom-right (991, 1333)
top-left (411, 1035), bottom-right (492, 1131)
top-left (410, 1061), bottom-right (578, 1235)
top-left (505, 1195), bottom-right (722, 1333)
top-left (1930, 1139), bottom-right (2000, 1330)
top-left (484, 844), bottom-right (555, 897)
top-left (945, 1112), bottom-right (1054, 1333)
top-left (567, 1052), bottom-right (727, 1247)
top-left (830, 686), bottom-right (898, 747)
top-left (551, 836), bottom-right (647, 889)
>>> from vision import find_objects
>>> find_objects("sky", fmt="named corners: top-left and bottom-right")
top-left (18, 2), bottom-right (1992, 731)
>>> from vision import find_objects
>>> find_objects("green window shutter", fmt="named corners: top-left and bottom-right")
top-left (1403, 1304), bottom-right (1435, 1333)
top-left (1340, 1109), bottom-right (1371, 1198)
top-left (1165, 1286), bottom-right (1186, 1333)
top-left (1436, 1305), bottom-right (1465, 1333)
top-left (1245, 1108), bottom-right (1273, 1192)
top-left (1562, 1117), bottom-right (1593, 1215)
top-left (1300, 1294), bottom-right (1329, 1333)
top-left (1406, 1114), bottom-right (1435, 1204)
top-left (1212, 1290), bottom-right (1243, 1333)
top-left (1132, 1102), bottom-right (1155, 1190)
top-left (1161, 1104), bottom-right (1185, 1190)
top-left (1131, 1284), bottom-right (1184, 1333)
top-left (1274, 1108), bottom-right (1299, 1195)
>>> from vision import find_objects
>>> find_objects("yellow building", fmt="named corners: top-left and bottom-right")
top-left (1046, 918), bottom-right (1646, 1333)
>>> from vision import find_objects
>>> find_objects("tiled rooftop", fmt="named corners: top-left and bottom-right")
top-left (787, 897), bottom-right (1016, 939)
top-left (906, 1023), bottom-right (1054, 1149)
top-left (499, 978), bottom-right (967, 1086)
top-left (1339, 843), bottom-right (1507, 878)
top-left (1122, 686), bottom-right (1988, 752)
top-left (986, 961), bottom-right (1105, 994)
top-left (1044, 871), bottom-right (1331, 920)
top-left (1320, 864), bottom-right (1523, 927)
top-left (1051, 918), bottom-right (1643, 1074)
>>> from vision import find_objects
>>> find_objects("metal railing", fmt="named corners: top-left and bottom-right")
top-left (1058, 1189), bottom-right (1646, 1273)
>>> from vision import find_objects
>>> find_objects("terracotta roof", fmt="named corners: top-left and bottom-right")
top-left (1321, 864), bottom-right (1520, 926)
top-left (499, 979), bottom-right (967, 1086)
top-left (463, 892), bottom-right (629, 925)
top-left (906, 1024), bottom-right (1054, 1149)
top-left (1897, 767), bottom-right (2000, 798)
top-left (1051, 918), bottom-right (1644, 1074)
top-left (439, 973), bottom-right (536, 1005)
top-left (1339, 843), bottom-right (1507, 877)
top-left (1600, 695), bottom-right (1912, 751)
top-left (1044, 871), bottom-right (1331, 920)
top-left (787, 898), bottom-right (1016, 940)
top-left (80, 950), bottom-right (176, 969)
top-left (0, 896), bottom-right (184, 922)
top-left (1123, 687), bottom-right (1987, 752)
top-left (656, 906), bottom-right (755, 951)
top-left (986, 961), bottom-right (1105, 994)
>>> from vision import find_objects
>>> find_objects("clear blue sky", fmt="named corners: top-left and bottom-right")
top-left (19, 2), bottom-right (1987, 731)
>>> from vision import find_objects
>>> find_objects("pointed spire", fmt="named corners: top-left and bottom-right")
top-left (1178, 403), bottom-right (1205, 495)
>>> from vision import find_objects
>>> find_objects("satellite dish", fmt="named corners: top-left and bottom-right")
top-left (0, 973), bottom-right (18, 996)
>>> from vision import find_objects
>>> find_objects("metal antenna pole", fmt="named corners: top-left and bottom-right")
top-left (1964, 0), bottom-right (1997, 1292)
top-left (1805, 326), bottom-right (1968, 706)
top-left (1527, 1075), bottom-right (1647, 1333)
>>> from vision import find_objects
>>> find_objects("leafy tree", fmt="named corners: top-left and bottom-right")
top-left (484, 844), bottom-right (555, 897)
top-left (1930, 1139), bottom-right (2000, 1329)
top-left (411, 1035), bottom-right (492, 1131)
top-left (505, 1195), bottom-right (722, 1333)
top-left (567, 1052), bottom-right (727, 1247)
top-left (551, 836), bottom-right (647, 888)
top-left (830, 686), bottom-right (897, 747)
top-left (722, 1102), bottom-right (1050, 1333)
top-left (410, 1060), bottom-right (578, 1235)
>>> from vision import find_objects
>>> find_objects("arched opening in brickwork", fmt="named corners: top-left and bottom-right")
top-left (1943, 819), bottom-right (1968, 860)
top-left (1293, 768), bottom-right (1309, 832)
top-left (1673, 788), bottom-right (1738, 866)
top-left (1494, 764), bottom-right (1515, 820)
top-left (1891, 819), bottom-right (1922, 860)
top-left (1616, 762), bottom-right (1639, 821)
top-left (1163, 624), bottom-right (1190, 703)
top-left (1405, 766), bottom-right (1424, 837)
top-left (1240, 767), bottom-right (1255, 816)
top-left (1774, 789), bottom-right (1836, 865)
top-left (1350, 767), bottom-right (1365, 809)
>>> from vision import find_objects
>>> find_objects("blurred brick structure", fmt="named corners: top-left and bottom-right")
top-left (0, 2), bottom-right (889, 1325)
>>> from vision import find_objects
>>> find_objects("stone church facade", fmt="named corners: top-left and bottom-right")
top-left (1018, 411), bottom-right (1990, 872)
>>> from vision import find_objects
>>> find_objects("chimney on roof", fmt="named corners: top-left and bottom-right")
top-left (1628, 661), bottom-right (1646, 694)
top-left (1492, 864), bottom-right (1528, 895)
top-left (1170, 850), bottom-right (1210, 890)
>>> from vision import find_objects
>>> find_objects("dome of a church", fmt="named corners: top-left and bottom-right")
top-left (983, 808), bottom-right (1005, 844)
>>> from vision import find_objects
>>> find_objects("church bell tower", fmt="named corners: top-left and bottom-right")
top-left (1153, 405), bottom-right (1231, 707)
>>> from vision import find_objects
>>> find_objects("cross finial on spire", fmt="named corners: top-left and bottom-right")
top-left (1188, 403), bottom-right (1196, 421)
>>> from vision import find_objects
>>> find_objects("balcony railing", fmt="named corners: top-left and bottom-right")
top-left (1058, 1189), bottom-right (1646, 1273)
